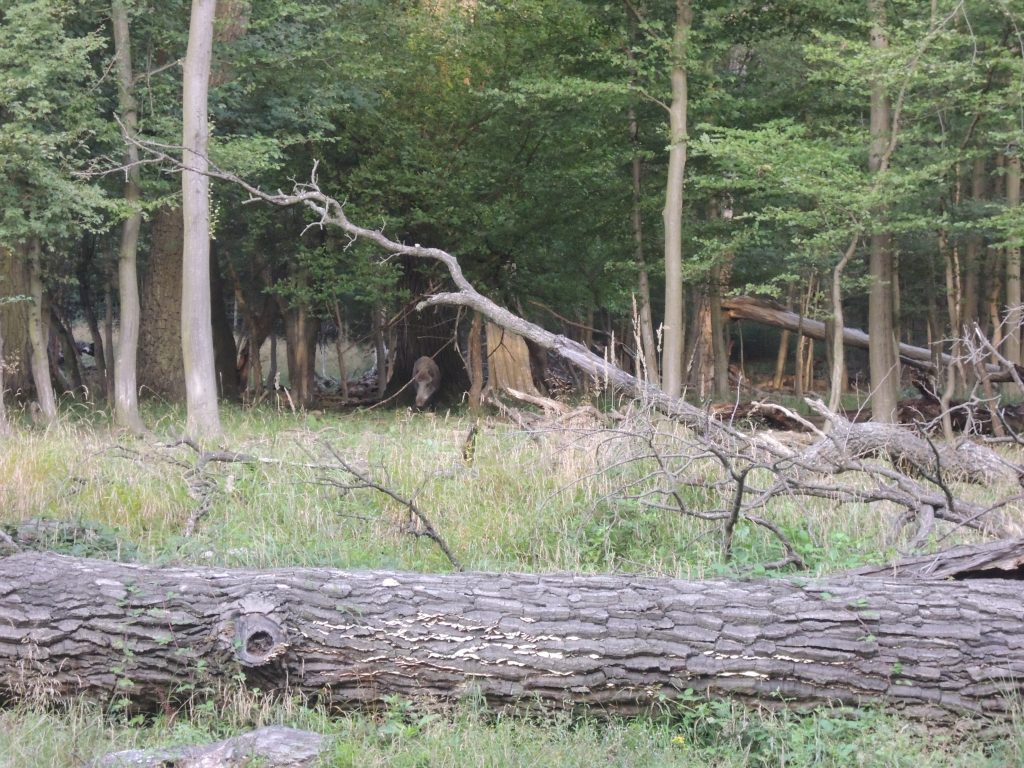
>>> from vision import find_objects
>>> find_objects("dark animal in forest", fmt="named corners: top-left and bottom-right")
top-left (412, 356), bottom-right (441, 408)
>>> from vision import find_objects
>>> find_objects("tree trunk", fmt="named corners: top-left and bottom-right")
top-left (629, 105), bottom-right (659, 387)
top-left (1005, 152), bottom-right (1022, 364)
top-left (485, 322), bottom-right (540, 396)
top-left (210, 246), bottom-right (240, 401)
top-left (468, 311), bottom-right (484, 410)
top-left (280, 296), bottom-right (317, 408)
top-left (0, 246), bottom-right (33, 399)
top-left (25, 239), bottom-right (57, 424)
top-left (138, 207), bottom-right (187, 401)
top-left (111, 0), bottom-right (146, 434)
top-left (181, 0), bottom-right (221, 438)
top-left (867, 0), bottom-right (899, 422)
top-left (76, 240), bottom-right (109, 402)
top-left (51, 307), bottom-right (83, 393)
top-left (828, 239), bottom-right (858, 412)
top-left (962, 155), bottom-right (985, 331)
top-left (2, 551), bottom-right (1022, 720)
top-left (660, 0), bottom-right (691, 399)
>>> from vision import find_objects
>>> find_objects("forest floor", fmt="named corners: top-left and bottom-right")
top-left (1, 401), bottom-right (1022, 767)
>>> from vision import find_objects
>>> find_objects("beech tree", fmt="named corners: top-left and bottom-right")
top-left (181, 0), bottom-right (222, 438)
top-left (110, 0), bottom-right (146, 434)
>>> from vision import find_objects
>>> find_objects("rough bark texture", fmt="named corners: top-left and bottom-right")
top-left (485, 322), bottom-right (540, 396)
top-left (2, 551), bottom-right (1023, 720)
top-left (138, 207), bottom-right (186, 401)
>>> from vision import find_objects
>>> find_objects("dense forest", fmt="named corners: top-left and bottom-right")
top-left (2, 0), bottom-right (1023, 429)
top-left (6, 2), bottom-right (1024, 765)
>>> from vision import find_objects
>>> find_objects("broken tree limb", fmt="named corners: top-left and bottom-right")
top-left (722, 296), bottom-right (1024, 383)
top-left (848, 536), bottom-right (1024, 580)
top-left (805, 399), bottom-right (1021, 486)
top-left (112, 146), bottom-right (1024, 544)
top-left (2, 551), bottom-right (1024, 720)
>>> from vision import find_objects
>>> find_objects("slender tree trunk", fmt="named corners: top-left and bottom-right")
top-left (661, 0), bottom-right (692, 399)
top-left (110, 0), bottom-right (146, 433)
top-left (181, 0), bottom-right (221, 438)
top-left (104, 281), bottom-right (115, 402)
top-left (280, 298), bottom-right (317, 408)
top-left (268, 332), bottom-right (278, 388)
top-left (76, 249), bottom-right (108, 400)
top-left (867, 0), bottom-right (899, 422)
top-left (1005, 152), bottom-right (1021, 363)
top-left (51, 307), bottom-right (83, 393)
top-left (373, 305), bottom-right (388, 401)
top-left (828, 239), bottom-right (858, 412)
top-left (25, 239), bottom-right (56, 424)
top-left (962, 156), bottom-right (985, 331)
top-left (629, 106), bottom-right (659, 386)
top-left (0, 246), bottom-right (32, 397)
top-left (468, 311), bottom-right (483, 410)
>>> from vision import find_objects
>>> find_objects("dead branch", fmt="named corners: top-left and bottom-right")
top-left (118, 144), bottom-right (1024, 547)
top-left (316, 441), bottom-right (462, 571)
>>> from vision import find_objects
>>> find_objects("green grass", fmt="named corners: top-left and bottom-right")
top-left (1, 402), bottom-right (1021, 766)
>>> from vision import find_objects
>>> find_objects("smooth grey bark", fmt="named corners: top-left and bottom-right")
top-left (110, 0), bottom-right (146, 434)
top-left (827, 239), bottom-right (858, 412)
top-left (2, 551), bottom-right (1023, 720)
top-left (181, 0), bottom-right (222, 438)
top-left (660, 0), bottom-right (691, 399)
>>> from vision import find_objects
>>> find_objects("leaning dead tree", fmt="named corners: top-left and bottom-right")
top-left (119, 145), bottom-right (1024, 542)
top-left (3, 551), bottom-right (1024, 720)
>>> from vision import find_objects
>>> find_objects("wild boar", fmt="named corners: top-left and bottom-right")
top-left (412, 356), bottom-right (441, 408)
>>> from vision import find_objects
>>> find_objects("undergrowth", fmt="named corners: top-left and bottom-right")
top-left (0, 402), bottom-right (1019, 766)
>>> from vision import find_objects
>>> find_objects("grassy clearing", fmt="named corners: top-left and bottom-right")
top-left (1, 402), bottom-right (1022, 766)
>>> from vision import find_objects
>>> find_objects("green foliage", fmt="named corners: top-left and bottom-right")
top-left (0, 0), bottom-right (111, 245)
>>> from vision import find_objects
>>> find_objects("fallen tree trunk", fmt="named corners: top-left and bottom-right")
top-left (722, 296), bottom-right (1024, 383)
top-left (2, 552), bottom-right (1023, 720)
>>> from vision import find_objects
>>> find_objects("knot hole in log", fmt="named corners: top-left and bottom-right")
top-left (233, 614), bottom-right (288, 666)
